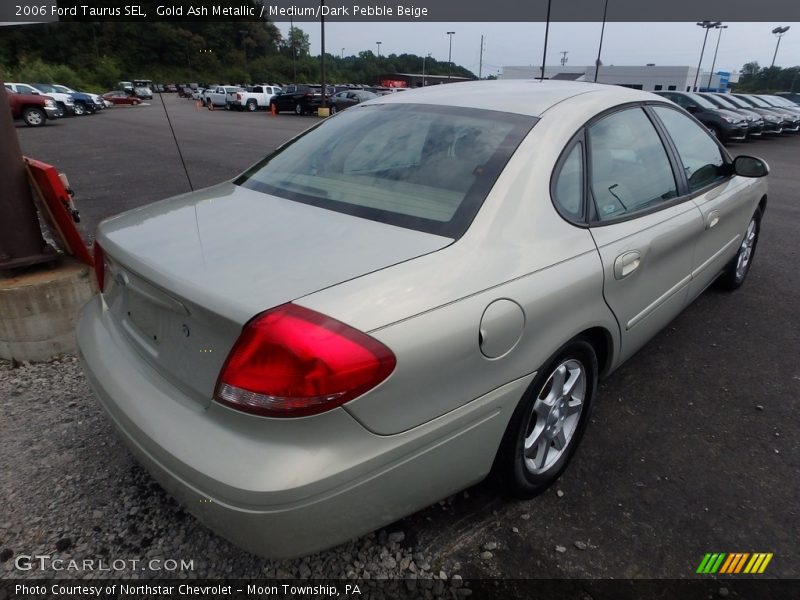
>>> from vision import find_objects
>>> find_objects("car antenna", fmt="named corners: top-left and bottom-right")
top-left (157, 89), bottom-right (194, 191)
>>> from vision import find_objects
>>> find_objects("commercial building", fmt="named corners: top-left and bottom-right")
top-left (500, 65), bottom-right (738, 93)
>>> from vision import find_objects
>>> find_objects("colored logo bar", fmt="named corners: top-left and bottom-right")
top-left (696, 553), bottom-right (773, 574)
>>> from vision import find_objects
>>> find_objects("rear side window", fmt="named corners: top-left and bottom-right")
top-left (553, 142), bottom-right (584, 220)
top-left (652, 106), bottom-right (726, 192)
top-left (236, 104), bottom-right (536, 238)
top-left (588, 108), bottom-right (678, 221)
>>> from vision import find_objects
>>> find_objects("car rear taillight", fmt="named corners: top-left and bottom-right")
top-left (236, 93), bottom-right (242, 100)
top-left (214, 304), bottom-right (396, 418)
top-left (92, 241), bottom-right (108, 293)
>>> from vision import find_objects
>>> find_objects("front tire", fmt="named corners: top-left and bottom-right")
top-left (295, 103), bottom-right (304, 115)
top-left (22, 107), bottom-right (46, 127)
top-left (247, 100), bottom-right (257, 112)
top-left (330, 104), bottom-right (338, 114)
top-left (73, 102), bottom-right (86, 116)
top-left (716, 208), bottom-right (761, 290)
top-left (132, 99), bottom-right (140, 105)
top-left (494, 337), bottom-right (598, 498)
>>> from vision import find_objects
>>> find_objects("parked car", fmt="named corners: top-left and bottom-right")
top-left (755, 94), bottom-right (800, 117)
top-left (270, 84), bottom-right (331, 115)
top-left (731, 94), bottom-right (800, 132)
top-left (231, 85), bottom-right (282, 111)
top-left (329, 89), bottom-right (378, 113)
top-left (655, 91), bottom-right (748, 142)
top-left (7, 82), bottom-right (74, 116)
top-left (714, 93), bottom-right (784, 134)
top-left (79, 82), bottom-right (770, 559)
top-left (102, 91), bottom-right (142, 105)
top-left (51, 84), bottom-right (104, 114)
top-left (165, 84), bottom-right (178, 93)
top-left (775, 92), bottom-right (800, 105)
top-left (696, 93), bottom-right (764, 137)
top-left (5, 89), bottom-right (59, 126)
top-left (202, 85), bottom-right (243, 109)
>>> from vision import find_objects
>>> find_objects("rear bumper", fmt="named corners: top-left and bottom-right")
top-left (77, 296), bottom-right (527, 558)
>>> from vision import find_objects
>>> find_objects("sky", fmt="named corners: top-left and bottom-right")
top-left (278, 22), bottom-right (799, 76)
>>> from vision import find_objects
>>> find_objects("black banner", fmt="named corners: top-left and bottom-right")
top-left (3, 0), bottom-right (800, 23)
top-left (2, 579), bottom-right (800, 600)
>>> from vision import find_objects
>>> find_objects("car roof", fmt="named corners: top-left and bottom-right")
top-left (368, 80), bottom-right (664, 117)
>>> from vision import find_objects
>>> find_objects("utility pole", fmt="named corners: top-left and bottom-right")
top-left (376, 41), bottom-right (382, 59)
top-left (0, 77), bottom-right (52, 269)
top-left (560, 51), bottom-right (568, 66)
top-left (479, 35), bottom-right (484, 79)
top-left (290, 15), bottom-right (297, 81)
top-left (446, 31), bottom-right (455, 81)
top-left (320, 0), bottom-right (326, 108)
top-left (422, 53), bottom-right (431, 86)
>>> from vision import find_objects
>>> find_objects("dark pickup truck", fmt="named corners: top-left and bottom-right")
top-left (270, 84), bottom-right (333, 115)
top-left (6, 90), bottom-right (60, 126)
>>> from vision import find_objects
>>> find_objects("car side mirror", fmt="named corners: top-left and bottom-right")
top-left (685, 104), bottom-right (698, 113)
top-left (733, 155), bottom-right (769, 178)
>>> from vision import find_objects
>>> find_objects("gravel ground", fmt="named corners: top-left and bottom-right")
top-left (0, 357), bottom-right (465, 593)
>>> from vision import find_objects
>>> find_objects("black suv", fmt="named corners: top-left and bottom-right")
top-left (270, 84), bottom-right (332, 115)
top-left (655, 91), bottom-right (748, 143)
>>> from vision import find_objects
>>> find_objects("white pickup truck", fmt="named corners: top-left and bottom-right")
top-left (202, 85), bottom-right (244, 109)
top-left (229, 85), bottom-right (282, 111)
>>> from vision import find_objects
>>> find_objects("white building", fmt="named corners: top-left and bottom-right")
top-left (500, 65), bottom-right (738, 93)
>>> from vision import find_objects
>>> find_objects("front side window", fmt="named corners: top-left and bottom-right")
top-left (236, 104), bottom-right (536, 238)
top-left (652, 106), bottom-right (726, 192)
top-left (588, 108), bottom-right (678, 221)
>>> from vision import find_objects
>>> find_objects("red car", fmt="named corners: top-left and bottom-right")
top-left (6, 89), bottom-right (60, 126)
top-left (102, 91), bottom-right (142, 105)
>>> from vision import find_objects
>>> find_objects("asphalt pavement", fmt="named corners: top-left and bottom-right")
top-left (13, 97), bottom-right (800, 579)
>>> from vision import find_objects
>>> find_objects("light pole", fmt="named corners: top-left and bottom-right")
top-left (341, 47), bottom-right (345, 59)
top-left (422, 52), bottom-right (431, 86)
top-left (706, 24), bottom-right (727, 91)
top-left (376, 41), bottom-right (382, 58)
top-left (693, 21), bottom-right (721, 92)
top-left (771, 26), bottom-right (790, 68)
top-left (289, 15), bottom-right (296, 81)
top-left (446, 31), bottom-right (455, 81)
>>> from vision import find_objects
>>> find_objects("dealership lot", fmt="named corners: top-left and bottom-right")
top-left (3, 96), bottom-right (799, 579)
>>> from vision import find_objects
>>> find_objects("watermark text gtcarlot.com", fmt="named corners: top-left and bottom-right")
top-left (14, 554), bottom-right (195, 572)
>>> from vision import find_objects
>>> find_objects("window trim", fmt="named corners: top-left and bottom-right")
top-left (556, 101), bottom-right (736, 228)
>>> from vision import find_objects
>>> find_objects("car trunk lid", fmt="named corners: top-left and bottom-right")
top-left (97, 182), bottom-right (452, 406)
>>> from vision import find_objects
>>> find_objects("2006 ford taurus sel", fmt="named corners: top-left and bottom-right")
top-left (78, 81), bottom-right (768, 558)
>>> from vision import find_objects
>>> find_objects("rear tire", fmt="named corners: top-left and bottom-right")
top-left (295, 103), bottom-right (304, 115)
top-left (330, 104), bottom-right (338, 114)
top-left (22, 107), bottom-right (46, 127)
top-left (493, 337), bottom-right (598, 498)
top-left (715, 208), bottom-right (762, 290)
top-left (73, 102), bottom-right (86, 116)
top-left (132, 99), bottom-right (140, 105)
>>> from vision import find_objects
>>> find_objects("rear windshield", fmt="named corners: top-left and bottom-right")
top-left (235, 103), bottom-right (536, 238)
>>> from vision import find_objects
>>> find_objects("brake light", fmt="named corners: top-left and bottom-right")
top-left (214, 304), bottom-right (396, 417)
top-left (92, 241), bottom-right (108, 293)
top-left (236, 93), bottom-right (241, 100)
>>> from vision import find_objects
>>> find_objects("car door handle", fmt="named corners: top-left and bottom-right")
top-left (706, 210), bottom-right (720, 230)
top-left (614, 251), bottom-right (641, 280)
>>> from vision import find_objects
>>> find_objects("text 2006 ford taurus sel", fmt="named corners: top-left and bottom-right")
top-left (78, 81), bottom-right (768, 558)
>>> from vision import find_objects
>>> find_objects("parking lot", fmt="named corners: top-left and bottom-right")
top-left (2, 96), bottom-right (799, 583)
